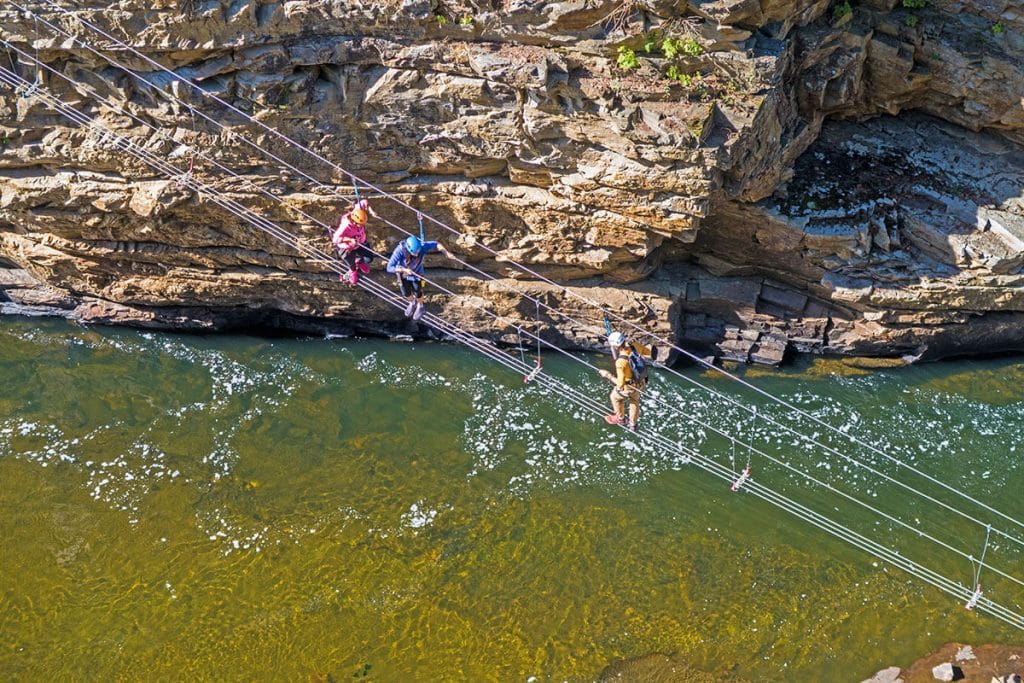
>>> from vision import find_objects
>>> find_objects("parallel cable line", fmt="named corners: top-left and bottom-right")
top-left (12, 46), bottom-right (1024, 597)
top-left (4, 64), bottom-right (1023, 631)
top-left (17, 0), bottom-right (1024, 548)
top-left (8, 13), bottom-right (1024, 586)
top-left (12, 14), bottom-right (1024, 602)
top-left (6, 15), bottom-right (1024, 589)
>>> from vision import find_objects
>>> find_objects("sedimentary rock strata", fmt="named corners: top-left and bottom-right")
top-left (0, 0), bottom-right (1022, 363)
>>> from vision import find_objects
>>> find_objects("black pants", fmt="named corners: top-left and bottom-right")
top-left (398, 276), bottom-right (423, 298)
top-left (340, 244), bottom-right (375, 269)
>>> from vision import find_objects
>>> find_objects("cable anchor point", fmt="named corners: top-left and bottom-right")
top-left (731, 466), bottom-right (751, 492)
top-left (523, 360), bottom-right (542, 383)
top-left (176, 155), bottom-right (196, 188)
top-left (17, 74), bottom-right (41, 99)
top-left (965, 584), bottom-right (983, 610)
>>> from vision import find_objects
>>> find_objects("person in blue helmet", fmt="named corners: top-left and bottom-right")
top-left (386, 235), bottom-right (453, 320)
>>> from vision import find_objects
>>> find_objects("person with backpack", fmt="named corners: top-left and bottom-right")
top-left (386, 235), bottom-right (454, 321)
top-left (599, 330), bottom-right (656, 431)
top-left (332, 199), bottom-right (379, 285)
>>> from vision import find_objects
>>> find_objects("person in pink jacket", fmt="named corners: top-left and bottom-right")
top-left (331, 199), bottom-right (379, 284)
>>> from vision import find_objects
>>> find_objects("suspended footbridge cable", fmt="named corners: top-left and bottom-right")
top-left (15, 43), bottom-right (1024, 595)
top-left (9, 41), bottom-right (1024, 606)
top-left (8, 29), bottom-right (1024, 589)
top-left (18, 0), bottom-right (1024, 551)
top-left (12, 26), bottom-right (1024, 602)
top-left (4, 66), bottom-right (1024, 632)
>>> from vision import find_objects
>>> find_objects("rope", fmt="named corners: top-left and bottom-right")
top-left (5, 66), bottom-right (1022, 631)
top-left (20, 0), bottom-right (1024, 550)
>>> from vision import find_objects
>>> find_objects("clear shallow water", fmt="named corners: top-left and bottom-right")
top-left (1, 318), bottom-right (1022, 681)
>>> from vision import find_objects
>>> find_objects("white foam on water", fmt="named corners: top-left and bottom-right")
top-left (401, 501), bottom-right (439, 530)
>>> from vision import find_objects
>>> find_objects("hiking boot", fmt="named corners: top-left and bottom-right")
top-left (412, 302), bottom-right (425, 321)
top-left (348, 269), bottom-right (359, 285)
top-left (357, 262), bottom-right (370, 274)
top-left (627, 421), bottom-right (638, 431)
top-left (404, 300), bottom-right (417, 317)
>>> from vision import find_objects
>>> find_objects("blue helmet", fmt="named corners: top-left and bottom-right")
top-left (405, 236), bottom-right (422, 254)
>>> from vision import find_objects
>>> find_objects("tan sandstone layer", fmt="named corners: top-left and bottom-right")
top-left (1, 0), bottom-right (1022, 363)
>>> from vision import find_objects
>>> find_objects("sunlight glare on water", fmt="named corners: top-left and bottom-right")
top-left (0, 318), bottom-right (1021, 680)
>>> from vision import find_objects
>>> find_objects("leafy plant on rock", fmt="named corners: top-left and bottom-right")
top-left (833, 0), bottom-right (852, 20)
top-left (616, 45), bottom-right (640, 70)
top-left (681, 37), bottom-right (704, 56)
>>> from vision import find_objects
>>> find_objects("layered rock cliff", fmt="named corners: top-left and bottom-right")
top-left (1, 0), bottom-right (1022, 363)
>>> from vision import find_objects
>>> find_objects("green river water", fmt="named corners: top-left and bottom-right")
top-left (1, 317), bottom-right (1022, 681)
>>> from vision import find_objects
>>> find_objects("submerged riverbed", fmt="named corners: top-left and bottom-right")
top-left (1, 318), bottom-right (1022, 680)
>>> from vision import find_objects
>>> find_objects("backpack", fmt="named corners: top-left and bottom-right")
top-left (626, 346), bottom-right (649, 386)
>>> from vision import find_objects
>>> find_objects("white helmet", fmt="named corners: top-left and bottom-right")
top-left (608, 331), bottom-right (626, 347)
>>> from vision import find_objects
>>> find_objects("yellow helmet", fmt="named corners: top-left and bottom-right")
top-left (351, 208), bottom-right (368, 224)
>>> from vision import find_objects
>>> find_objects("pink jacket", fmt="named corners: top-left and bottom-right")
top-left (332, 214), bottom-right (366, 251)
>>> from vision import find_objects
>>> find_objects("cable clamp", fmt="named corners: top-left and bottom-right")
top-left (18, 78), bottom-right (40, 99)
top-left (965, 584), bottom-right (983, 610)
top-left (523, 360), bottom-right (542, 383)
top-left (731, 466), bottom-right (751, 492)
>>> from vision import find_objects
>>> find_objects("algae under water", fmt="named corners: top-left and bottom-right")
top-left (1, 318), bottom-right (1022, 680)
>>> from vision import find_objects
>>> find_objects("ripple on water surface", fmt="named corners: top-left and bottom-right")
top-left (0, 319), bottom-right (1020, 680)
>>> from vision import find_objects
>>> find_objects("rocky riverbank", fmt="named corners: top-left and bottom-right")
top-left (596, 642), bottom-right (1023, 682)
top-left (863, 642), bottom-right (1024, 683)
top-left (1, 0), bottom-right (1023, 363)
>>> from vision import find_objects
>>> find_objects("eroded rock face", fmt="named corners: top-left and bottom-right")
top-left (0, 0), bottom-right (1022, 363)
top-left (690, 113), bottom-right (1024, 361)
